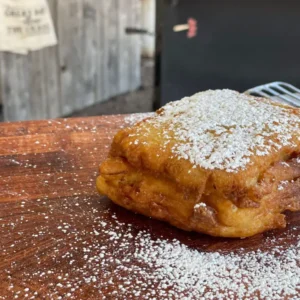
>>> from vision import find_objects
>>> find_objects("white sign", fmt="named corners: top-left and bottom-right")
top-left (0, 0), bottom-right (57, 55)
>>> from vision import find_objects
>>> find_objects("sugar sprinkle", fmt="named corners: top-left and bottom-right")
top-left (1, 113), bottom-right (299, 300)
top-left (137, 90), bottom-right (300, 172)
top-left (124, 113), bottom-right (155, 126)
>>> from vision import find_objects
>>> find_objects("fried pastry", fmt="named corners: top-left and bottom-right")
top-left (97, 90), bottom-right (300, 238)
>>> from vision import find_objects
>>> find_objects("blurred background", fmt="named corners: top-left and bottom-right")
top-left (0, 0), bottom-right (300, 122)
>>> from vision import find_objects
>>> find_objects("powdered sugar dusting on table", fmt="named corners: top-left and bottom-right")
top-left (1, 116), bottom-right (299, 299)
top-left (140, 90), bottom-right (300, 172)
top-left (5, 201), bottom-right (298, 300)
top-left (87, 215), bottom-right (300, 299)
top-left (133, 231), bottom-right (300, 300)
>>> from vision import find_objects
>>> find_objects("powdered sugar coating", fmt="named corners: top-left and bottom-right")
top-left (194, 202), bottom-right (206, 208)
top-left (145, 90), bottom-right (300, 172)
top-left (124, 112), bottom-right (155, 126)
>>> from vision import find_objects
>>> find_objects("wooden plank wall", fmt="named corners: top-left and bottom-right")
top-left (0, 0), bottom-right (141, 121)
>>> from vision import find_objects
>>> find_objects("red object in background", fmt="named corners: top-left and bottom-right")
top-left (187, 18), bottom-right (197, 38)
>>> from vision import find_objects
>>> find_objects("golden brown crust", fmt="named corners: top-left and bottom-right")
top-left (97, 155), bottom-right (300, 238)
top-left (97, 90), bottom-right (300, 238)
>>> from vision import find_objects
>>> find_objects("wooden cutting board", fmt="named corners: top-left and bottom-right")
top-left (0, 115), bottom-right (299, 300)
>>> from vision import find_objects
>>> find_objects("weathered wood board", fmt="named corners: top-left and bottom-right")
top-left (0, 114), bottom-right (299, 299)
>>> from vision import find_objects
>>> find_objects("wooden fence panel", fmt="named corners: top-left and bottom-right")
top-left (57, 0), bottom-right (84, 115)
top-left (82, 0), bottom-right (98, 107)
top-left (129, 0), bottom-right (142, 91)
top-left (28, 51), bottom-right (48, 120)
top-left (0, 53), bottom-right (31, 121)
top-left (118, 0), bottom-right (131, 94)
top-left (104, 0), bottom-right (119, 100)
top-left (0, 0), bottom-right (141, 121)
top-left (43, 0), bottom-right (61, 119)
top-left (27, 0), bottom-right (61, 120)
top-left (95, 0), bottom-right (105, 102)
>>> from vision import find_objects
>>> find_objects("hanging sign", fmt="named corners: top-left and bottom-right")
top-left (0, 0), bottom-right (57, 55)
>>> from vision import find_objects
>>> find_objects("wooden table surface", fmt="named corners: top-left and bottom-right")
top-left (0, 115), bottom-right (299, 300)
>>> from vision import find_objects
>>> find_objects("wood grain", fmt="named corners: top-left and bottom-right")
top-left (29, 51), bottom-right (48, 120)
top-left (0, 53), bottom-right (30, 121)
top-left (41, 0), bottom-right (62, 119)
top-left (95, 0), bottom-right (105, 103)
top-left (82, 0), bottom-right (97, 107)
top-left (0, 115), bottom-right (299, 299)
top-left (104, 0), bottom-right (119, 99)
top-left (118, 0), bottom-right (131, 94)
top-left (58, 0), bottom-right (84, 114)
top-left (129, 0), bottom-right (142, 91)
